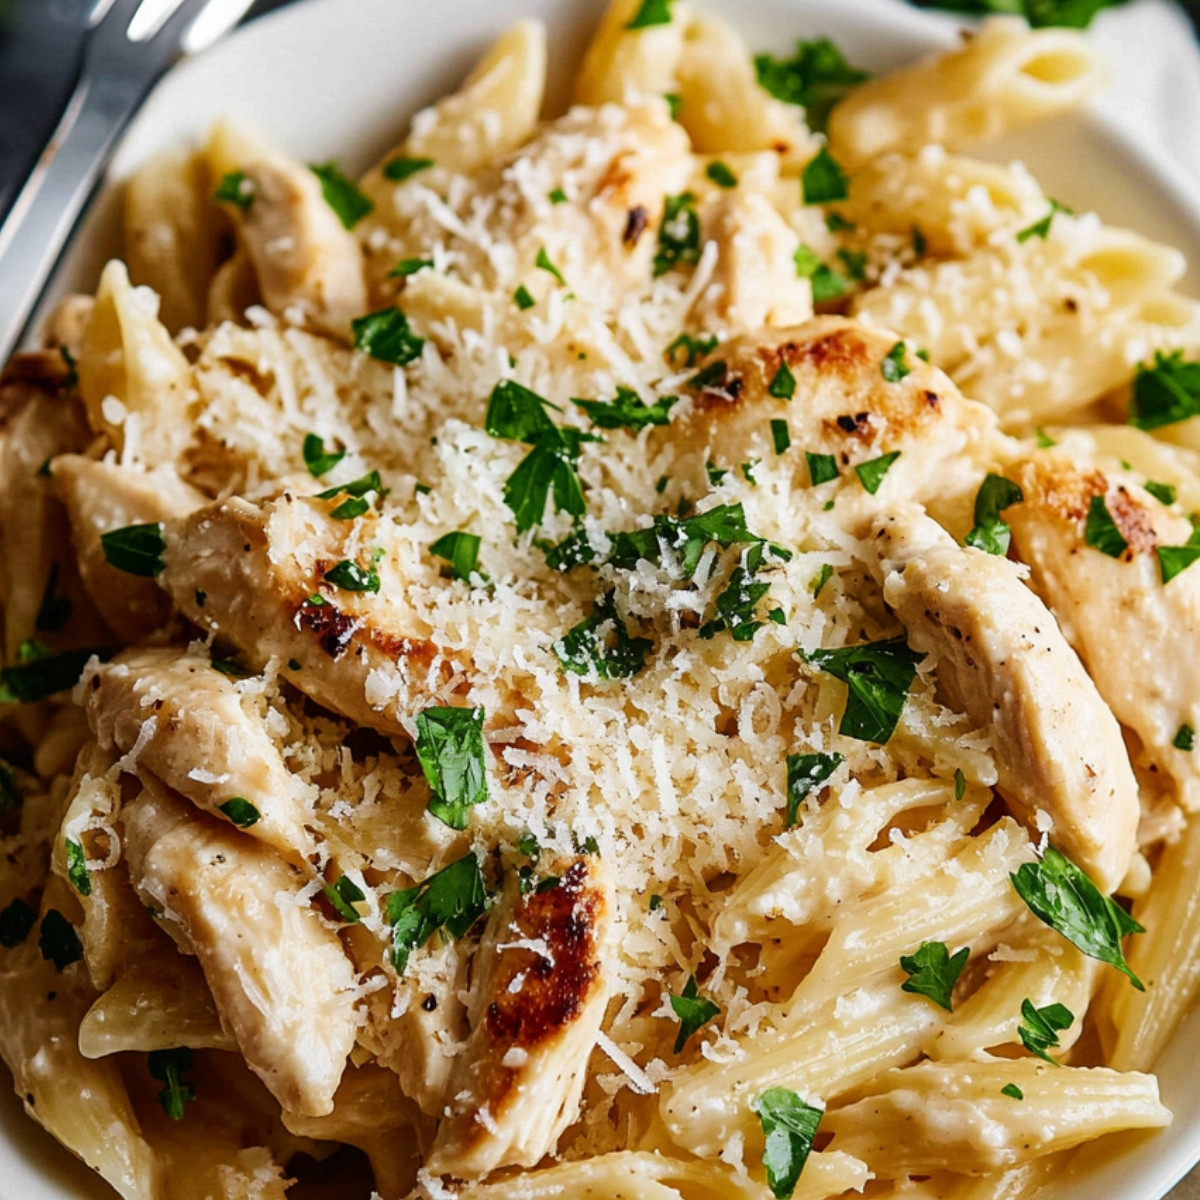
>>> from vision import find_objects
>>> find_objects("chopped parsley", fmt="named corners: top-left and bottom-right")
top-left (669, 975), bottom-right (720, 1052)
top-left (212, 657), bottom-right (253, 679)
top-left (769, 361), bottom-right (797, 401)
top-left (801, 147), bottom-right (849, 205)
top-left (910, 0), bottom-right (1126, 26)
top-left (1145, 480), bottom-right (1177, 506)
top-left (899, 940), bottom-right (969, 1012)
top-left (309, 161), bottom-right (373, 229)
top-left (785, 752), bottom-right (843, 827)
top-left (1083, 494), bottom-right (1128, 558)
top-left (65, 838), bottom-right (91, 897)
top-left (331, 496), bottom-right (369, 520)
top-left (1018, 998), bottom-right (1075, 1064)
top-left (351, 307), bottom-right (424, 366)
top-left (698, 546), bottom-right (777, 643)
top-left (36, 563), bottom-right (72, 633)
top-left (323, 874), bottom-right (366, 923)
top-left (514, 285), bottom-right (536, 310)
top-left (753, 37), bottom-right (869, 132)
top-left (214, 169), bottom-right (254, 210)
top-left (0, 647), bottom-right (104, 705)
top-left (0, 898), bottom-right (35, 948)
top-left (706, 161), bottom-right (738, 189)
top-left (912, 224), bottom-right (928, 258)
top-left (754, 1088), bottom-right (824, 1199)
top-left (383, 156), bottom-right (434, 182)
top-left (1036, 427), bottom-right (1057, 448)
top-left (837, 247), bottom-right (867, 281)
top-left (148, 1048), bottom-right (196, 1120)
top-left (38, 909), bottom-right (82, 971)
top-left (806, 451), bottom-right (839, 486)
top-left (554, 591), bottom-right (653, 680)
top-left (1129, 351), bottom-right (1200, 430)
top-left (626, 0), bottom-right (674, 28)
top-left (688, 361), bottom-right (730, 393)
top-left (811, 563), bottom-right (834, 597)
top-left (535, 246), bottom-right (565, 285)
top-left (1001, 1083), bottom-right (1025, 1100)
top-left (389, 258), bottom-right (433, 278)
top-left (954, 767), bottom-right (967, 800)
top-left (653, 193), bottom-right (701, 277)
top-left (543, 529), bottom-right (598, 572)
top-left (771, 419), bottom-right (792, 455)
top-left (100, 522), bottom-right (166, 577)
top-left (665, 332), bottom-right (718, 368)
top-left (881, 341), bottom-right (912, 383)
top-left (324, 560), bottom-right (381, 593)
top-left (1016, 198), bottom-right (1071, 243)
top-left (430, 531), bottom-right (482, 582)
top-left (855, 450), bottom-right (901, 494)
top-left (1158, 522), bottom-right (1200, 584)
top-left (415, 706), bottom-right (489, 830)
top-left (1174, 723), bottom-right (1195, 752)
top-left (793, 244), bottom-right (848, 303)
top-left (302, 433), bottom-right (346, 478)
top-left (802, 636), bottom-right (923, 744)
top-left (573, 387), bottom-right (678, 431)
top-left (741, 460), bottom-right (760, 486)
top-left (1010, 844), bottom-right (1144, 988)
top-left (549, 187), bottom-right (568, 204)
top-left (385, 853), bottom-right (488, 974)
top-left (965, 474), bottom-right (1024, 555)
top-left (219, 797), bottom-right (261, 828)
top-left (706, 460), bottom-right (729, 487)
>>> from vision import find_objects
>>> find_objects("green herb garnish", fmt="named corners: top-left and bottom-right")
top-left (754, 37), bottom-right (869, 132)
top-left (754, 1088), bottom-right (824, 1199)
top-left (100, 523), bottom-right (166, 577)
top-left (899, 940), bottom-right (969, 1012)
top-left (801, 147), bottom-right (849, 205)
top-left (669, 975), bottom-right (721, 1052)
top-left (554, 591), bottom-right (653, 680)
top-left (351, 307), bottom-right (424, 366)
top-left (785, 751), bottom-right (843, 827)
top-left (802, 636), bottom-right (923, 743)
top-left (573, 387), bottom-right (678, 431)
top-left (965, 474), bottom-right (1024, 555)
top-left (385, 853), bottom-right (488, 974)
top-left (309, 162), bottom-right (373, 230)
top-left (654, 192), bottom-right (701, 276)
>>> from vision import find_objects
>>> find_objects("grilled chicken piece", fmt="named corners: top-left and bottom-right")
top-left (872, 506), bottom-right (1139, 891)
top-left (669, 317), bottom-right (996, 507)
top-left (83, 647), bottom-right (316, 866)
top-left (52, 456), bottom-right (206, 643)
top-left (691, 191), bottom-right (813, 334)
top-left (1008, 452), bottom-right (1200, 812)
top-left (159, 488), bottom-right (483, 737)
top-left (121, 784), bottom-right (358, 1116)
top-left (426, 856), bottom-right (615, 1179)
top-left (207, 119), bottom-right (366, 337)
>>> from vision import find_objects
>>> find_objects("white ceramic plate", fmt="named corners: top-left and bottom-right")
top-left (6, 0), bottom-right (1200, 1195)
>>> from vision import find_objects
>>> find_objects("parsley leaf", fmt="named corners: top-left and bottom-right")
top-left (302, 432), bottom-right (346, 478)
top-left (0, 898), bottom-right (35, 948)
top-left (1174, 723), bottom-right (1195, 751)
top-left (1129, 351), bottom-right (1200, 430)
top-left (385, 854), bottom-right (488, 974)
top-left (665, 332), bottom-right (718, 368)
top-left (148, 1048), bottom-right (196, 1121)
top-left (309, 161), bottom-right (373, 229)
top-left (706, 161), bottom-right (738, 189)
top-left (699, 546), bottom-right (778, 643)
top-left (324, 560), bottom-right (381, 593)
top-left (754, 1088), bottom-right (824, 1199)
top-left (1018, 998), bottom-right (1075, 1063)
top-left (793, 244), bottom-right (848, 303)
top-left (38, 909), bottom-right (82, 971)
top-left (1016, 198), bottom-right (1071, 243)
top-left (806, 451), bottom-right (839, 486)
top-left (324, 874), bottom-right (366, 923)
top-left (769, 361), bottom-right (797, 401)
top-left (214, 169), bottom-right (254, 210)
top-left (855, 451), bottom-right (901, 494)
top-left (100, 522), bottom-right (166, 577)
top-left (0, 647), bottom-right (104, 704)
top-left (811, 563), bottom-right (834, 598)
top-left (554, 591), bottom-right (653, 680)
top-left (899, 940), bottom-right (969, 1011)
top-left (1083, 494), bottom-right (1128, 558)
top-left (65, 838), bottom-right (91, 897)
top-left (1001, 1082), bottom-right (1025, 1100)
top-left (219, 798), bottom-right (261, 828)
top-left (389, 258), bottom-right (433, 278)
top-left (1010, 844), bottom-right (1144, 988)
top-left (1158, 521), bottom-right (1200, 584)
top-left (430, 531), bottom-right (483, 582)
top-left (965, 474), bottom-right (1024, 555)
top-left (415, 706), bottom-right (489, 830)
top-left (771, 419), bottom-right (792, 455)
top-left (352, 307), bottom-right (424, 366)
top-left (881, 341), bottom-right (912, 383)
top-left (536, 246), bottom-right (566, 285)
top-left (754, 38), bottom-right (869, 132)
top-left (383, 156), bottom-right (434, 182)
top-left (785, 752), bottom-right (843, 827)
top-left (801, 147), bottom-right (849, 205)
top-left (543, 529), bottom-right (598, 572)
top-left (36, 563), bottom-right (72, 633)
top-left (1145, 480), bottom-right (1177, 506)
top-left (626, 0), bottom-right (674, 28)
top-left (654, 193), bottom-right (701, 276)
top-left (549, 187), bottom-right (568, 204)
top-left (802, 636), bottom-right (923, 743)
top-left (573, 387), bottom-right (679, 431)
top-left (315, 470), bottom-right (385, 501)
top-left (669, 975), bottom-right (720, 1052)
top-left (514, 285), bottom-right (536, 310)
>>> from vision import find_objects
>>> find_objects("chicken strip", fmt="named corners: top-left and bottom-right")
top-left (121, 784), bottom-right (358, 1116)
top-left (426, 856), bottom-right (615, 1179)
top-left (158, 488), bottom-right (483, 737)
top-left (872, 506), bottom-right (1138, 891)
top-left (83, 646), bottom-right (316, 866)
top-left (1008, 452), bottom-right (1200, 812)
top-left (53, 455), bottom-right (206, 643)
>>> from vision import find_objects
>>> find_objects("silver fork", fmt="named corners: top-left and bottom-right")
top-left (0, 0), bottom-right (256, 369)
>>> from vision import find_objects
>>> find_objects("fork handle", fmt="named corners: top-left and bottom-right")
top-left (0, 67), bottom-right (149, 370)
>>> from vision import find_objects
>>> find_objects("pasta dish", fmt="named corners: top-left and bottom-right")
top-left (2, 1), bottom-right (1198, 1196)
